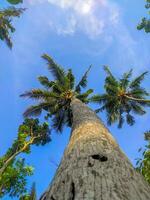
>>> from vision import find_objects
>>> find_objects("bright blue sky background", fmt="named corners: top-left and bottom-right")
top-left (0, 0), bottom-right (150, 199)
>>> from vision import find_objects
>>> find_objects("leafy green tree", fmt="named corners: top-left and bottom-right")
top-left (0, 7), bottom-right (24, 48)
top-left (21, 54), bottom-right (93, 132)
top-left (91, 66), bottom-right (150, 128)
top-left (0, 118), bottom-right (51, 198)
top-left (136, 131), bottom-right (150, 184)
top-left (137, 0), bottom-right (150, 32)
top-left (0, 158), bottom-right (33, 198)
top-left (7, 0), bottom-right (23, 4)
top-left (0, 118), bottom-right (51, 176)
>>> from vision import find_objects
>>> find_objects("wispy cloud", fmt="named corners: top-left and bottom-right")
top-left (26, 0), bottom-right (120, 39)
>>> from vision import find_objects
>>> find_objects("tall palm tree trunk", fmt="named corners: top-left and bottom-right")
top-left (40, 98), bottom-right (150, 200)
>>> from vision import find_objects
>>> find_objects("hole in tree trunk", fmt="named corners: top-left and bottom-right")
top-left (70, 182), bottom-right (75, 200)
top-left (91, 154), bottom-right (108, 162)
top-left (51, 196), bottom-right (56, 200)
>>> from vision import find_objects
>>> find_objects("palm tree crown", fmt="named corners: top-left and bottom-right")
top-left (0, 7), bottom-right (24, 48)
top-left (91, 66), bottom-right (150, 128)
top-left (21, 54), bottom-right (93, 132)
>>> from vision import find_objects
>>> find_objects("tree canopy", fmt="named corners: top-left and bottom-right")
top-left (21, 54), bottom-right (93, 132)
top-left (0, 118), bottom-right (51, 198)
top-left (91, 66), bottom-right (150, 128)
top-left (136, 131), bottom-right (150, 184)
top-left (137, 0), bottom-right (150, 32)
top-left (0, 7), bottom-right (24, 48)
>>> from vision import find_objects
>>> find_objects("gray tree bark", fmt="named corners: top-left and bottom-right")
top-left (40, 98), bottom-right (150, 200)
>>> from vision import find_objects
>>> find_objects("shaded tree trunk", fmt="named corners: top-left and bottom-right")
top-left (40, 98), bottom-right (150, 200)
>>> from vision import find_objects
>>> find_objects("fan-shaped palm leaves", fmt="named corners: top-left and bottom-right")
top-left (21, 54), bottom-right (93, 132)
top-left (91, 66), bottom-right (150, 128)
top-left (0, 7), bottom-right (24, 48)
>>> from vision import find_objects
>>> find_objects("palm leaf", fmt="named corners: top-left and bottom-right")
top-left (38, 76), bottom-right (55, 89)
top-left (75, 65), bottom-right (91, 93)
top-left (20, 89), bottom-right (59, 100)
top-left (42, 54), bottom-right (65, 83)
top-left (66, 69), bottom-right (75, 90)
top-left (23, 103), bottom-right (51, 117)
top-left (130, 71), bottom-right (148, 88)
top-left (120, 69), bottom-right (132, 89)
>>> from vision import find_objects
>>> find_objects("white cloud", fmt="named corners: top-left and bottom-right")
top-left (26, 0), bottom-right (120, 39)
top-left (23, 0), bottom-right (150, 72)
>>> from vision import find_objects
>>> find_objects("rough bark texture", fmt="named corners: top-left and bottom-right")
top-left (40, 98), bottom-right (150, 200)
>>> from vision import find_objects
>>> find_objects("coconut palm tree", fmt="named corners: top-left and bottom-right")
top-left (0, 7), bottom-right (24, 48)
top-left (21, 55), bottom-right (150, 200)
top-left (91, 66), bottom-right (150, 128)
top-left (21, 54), bottom-right (93, 132)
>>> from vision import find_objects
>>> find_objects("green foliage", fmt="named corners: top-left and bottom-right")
top-left (4, 118), bottom-right (51, 161)
top-left (7, 0), bottom-right (23, 4)
top-left (20, 182), bottom-right (37, 200)
top-left (0, 158), bottom-right (33, 198)
top-left (0, 7), bottom-right (24, 48)
top-left (21, 54), bottom-right (93, 132)
top-left (91, 66), bottom-right (150, 128)
top-left (136, 131), bottom-right (150, 184)
top-left (0, 118), bottom-right (51, 198)
top-left (137, 0), bottom-right (150, 32)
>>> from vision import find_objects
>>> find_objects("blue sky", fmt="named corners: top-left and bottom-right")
top-left (0, 0), bottom-right (150, 199)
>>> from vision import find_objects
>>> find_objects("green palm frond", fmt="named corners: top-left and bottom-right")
top-left (42, 54), bottom-right (66, 83)
top-left (130, 71), bottom-right (148, 89)
top-left (126, 113), bottom-right (135, 126)
top-left (7, 0), bottom-right (23, 4)
top-left (66, 69), bottom-right (75, 90)
top-left (38, 76), bottom-right (55, 89)
top-left (23, 103), bottom-right (52, 118)
top-left (120, 69), bottom-right (132, 89)
top-left (0, 7), bottom-right (24, 48)
top-left (52, 110), bottom-right (66, 132)
top-left (76, 89), bottom-right (93, 103)
top-left (21, 55), bottom-right (93, 132)
top-left (75, 65), bottom-right (91, 93)
top-left (20, 89), bottom-right (59, 100)
top-left (95, 66), bottom-right (150, 128)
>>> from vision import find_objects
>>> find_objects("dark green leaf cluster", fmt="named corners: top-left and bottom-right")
top-left (91, 66), bottom-right (150, 128)
top-left (21, 54), bottom-right (93, 132)
top-left (7, 0), bottom-right (23, 4)
top-left (137, 0), bottom-right (150, 33)
top-left (0, 7), bottom-right (24, 48)
top-left (0, 158), bottom-right (33, 198)
top-left (21, 118), bottom-right (51, 146)
top-left (136, 131), bottom-right (150, 184)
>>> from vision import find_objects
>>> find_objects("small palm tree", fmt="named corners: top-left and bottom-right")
top-left (91, 66), bottom-right (150, 128)
top-left (21, 54), bottom-right (93, 132)
top-left (0, 7), bottom-right (24, 48)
